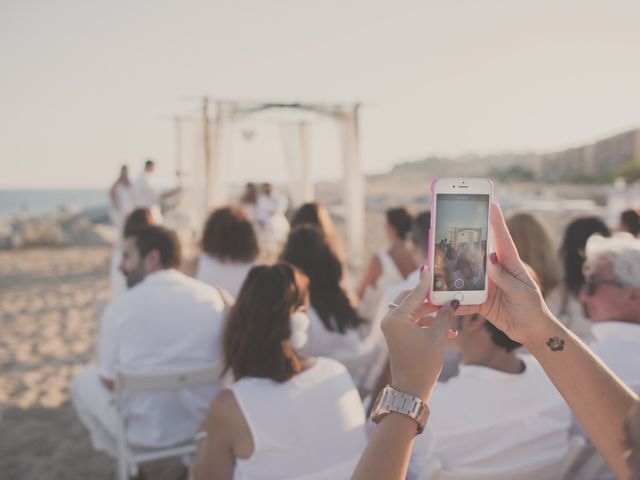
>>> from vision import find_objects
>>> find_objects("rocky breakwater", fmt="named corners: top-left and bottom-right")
top-left (0, 206), bottom-right (116, 249)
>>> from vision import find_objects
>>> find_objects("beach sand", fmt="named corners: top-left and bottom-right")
top-left (0, 209), bottom-right (390, 480)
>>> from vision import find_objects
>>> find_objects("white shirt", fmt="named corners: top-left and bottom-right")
top-left (195, 254), bottom-right (254, 299)
top-left (133, 171), bottom-right (162, 221)
top-left (408, 356), bottom-right (571, 479)
top-left (229, 358), bottom-right (367, 480)
top-left (301, 307), bottom-right (363, 358)
top-left (590, 321), bottom-right (640, 393)
top-left (98, 269), bottom-right (226, 447)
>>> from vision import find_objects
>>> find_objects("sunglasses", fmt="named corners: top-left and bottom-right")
top-left (582, 277), bottom-right (625, 296)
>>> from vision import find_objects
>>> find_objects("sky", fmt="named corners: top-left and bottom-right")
top-left (1, 0), bottom-right (640, 188)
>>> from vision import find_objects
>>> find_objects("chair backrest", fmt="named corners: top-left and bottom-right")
top-left (115, 363), bottom-right (222, 397)
top-left (423, 435), bottom-right (586, 480)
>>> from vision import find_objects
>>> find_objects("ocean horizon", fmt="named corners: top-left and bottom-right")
top-left (0, 189), bottom-right (109, 217)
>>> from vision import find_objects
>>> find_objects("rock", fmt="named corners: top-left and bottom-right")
top-left (18, 219), bottom-right (64, 246)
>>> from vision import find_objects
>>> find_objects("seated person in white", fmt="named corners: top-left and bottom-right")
top-left (194, 206), bottom-right (259, 299)
top-left (71, 225), bottom-right (227, 457)
top-left (572, 234), bottom-right (640, 479)
top-left (407, 314), bottom-right (571, 479)
top-left (357, 207), bottom-right (416, 323)
top-left (190, 263), bottom-right (367, 480)
top-left (281, 225), bottom-right (365, 358)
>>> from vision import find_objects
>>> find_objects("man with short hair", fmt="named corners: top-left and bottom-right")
top-left (579, 234), bottom-right (640, 392)
top-left (407, 315), bottom-right (571, 478)
top-left (71, 225), bottom-right (226, 457)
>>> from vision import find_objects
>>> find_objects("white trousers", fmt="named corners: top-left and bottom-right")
top-left (70, 365), bottom-right (120, 458)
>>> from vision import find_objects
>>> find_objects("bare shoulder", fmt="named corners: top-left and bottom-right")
top-left (207, 389), bottom-right (241, 425)
top-left (207, 388), bottom-right (254, 459)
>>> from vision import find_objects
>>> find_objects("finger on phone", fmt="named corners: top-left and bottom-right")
top-left (394, 270), bottom-right (430, 315)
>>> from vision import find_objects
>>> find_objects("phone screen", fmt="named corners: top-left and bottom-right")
top-left (433, 193), bottom-right (489, 292)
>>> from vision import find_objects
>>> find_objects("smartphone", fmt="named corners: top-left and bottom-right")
top-left (428, 178), bottom-right (492, 305)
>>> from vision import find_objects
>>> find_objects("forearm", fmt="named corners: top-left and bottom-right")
top-left (524, 316), bottom-right (637, 480)
top-left (352, 413), bottom-right (417, 480)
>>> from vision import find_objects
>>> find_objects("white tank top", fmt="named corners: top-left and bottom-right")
top-left (195, 254), bottom-right (254, 299)
top-left (301, 307), bottom-right (363, 358)
top-left (358, 250), bottom-right (405, 323)
top-left (229, 358), bottom-right (367, 480)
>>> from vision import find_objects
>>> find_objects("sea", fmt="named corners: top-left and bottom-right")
top-left (0, 189), bottom-right (109, 218)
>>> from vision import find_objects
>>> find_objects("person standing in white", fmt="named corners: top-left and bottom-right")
top-left (132, 159), bottom-right (179, 223)
top-left (109, 165), bottom-right (137, 297)
top-left (191, 264), bottom-right (367, 480)
top-left (110, 165), bottom-right (136, 233)
top-left (71, 225), bottom-right (226, 456)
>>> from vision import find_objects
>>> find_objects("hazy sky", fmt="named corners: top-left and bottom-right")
top-left (2, 0), bottom-right (640, 188)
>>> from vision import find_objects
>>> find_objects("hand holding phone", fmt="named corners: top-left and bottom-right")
top-left (428, 178), bottom-right (492, 305)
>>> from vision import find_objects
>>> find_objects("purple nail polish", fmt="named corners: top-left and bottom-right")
top-left (420, 264), bottom-right (426, 273)
top-left (451, 299), bottom-right (460, 310)
top-left (489, 252), bottom-right (498, 265)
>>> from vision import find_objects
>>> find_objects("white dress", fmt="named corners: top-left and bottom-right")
top-left (195, 254), bottom-right (255, 299)
top-left (358, 250), bottom-right (405, 324)
top-left (229, 357), bottom-right (367, 480)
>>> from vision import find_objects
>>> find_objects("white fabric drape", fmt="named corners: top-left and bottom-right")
top-left (281, 121), bottom-right (313, 207)
top-left (339, 107), bottom-right (365, 268)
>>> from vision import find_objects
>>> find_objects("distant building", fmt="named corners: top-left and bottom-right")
top-left (540, 129), bottom-right (640, 181)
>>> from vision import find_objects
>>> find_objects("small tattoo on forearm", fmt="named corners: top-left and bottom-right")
top-left (546, 337), bottom-right (565, 352)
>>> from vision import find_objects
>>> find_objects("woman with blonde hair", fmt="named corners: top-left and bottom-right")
top-left (505, 212), bottom-right (561, 298)
top-left (506, 211), bottom-right (592, 341)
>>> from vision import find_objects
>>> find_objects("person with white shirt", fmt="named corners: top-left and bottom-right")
top-left (407, 314), bottom-right (571, 479)
top-left (281, 225), bottom-right (365, 358)
top-left (71, 225), bottom-right (226, 457)
top-left (191, 263), bottom-right (367, 480)
top-left (571, 234), bottom-right (640, 479)
top-left (194, 206), bottom-right (259, 298)
top-left (579, 234), bottom-right (640, 391)
top-left (132, 159), bottom-right (179, 222)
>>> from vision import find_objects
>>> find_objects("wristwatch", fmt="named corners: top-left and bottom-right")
top-left (370, 385), bottom-right (429, 435)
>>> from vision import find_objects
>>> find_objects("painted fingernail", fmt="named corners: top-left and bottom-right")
top-left (420, 264), bottom-right (426, 273)
top-left (451, 299), bottom-right (460, 310)
top-left (489, 252), bottom-right (498, 265)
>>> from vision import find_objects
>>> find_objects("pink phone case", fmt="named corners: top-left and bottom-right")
top-left (426, 178), bottom-right (439, 304)
top-left (426, 177), bottom-right (492, 305)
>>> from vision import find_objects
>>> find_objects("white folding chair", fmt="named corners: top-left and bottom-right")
top-left (114, 364), bottom-right (221, 480)
top-left (421, 435), bottom-right (586, 480)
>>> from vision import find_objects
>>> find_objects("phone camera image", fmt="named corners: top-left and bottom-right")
top-left (433, 193), bottom-right (489, 292)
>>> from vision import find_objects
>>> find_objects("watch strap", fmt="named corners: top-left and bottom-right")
top-left (370, 385), bottom-right (429, 435)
